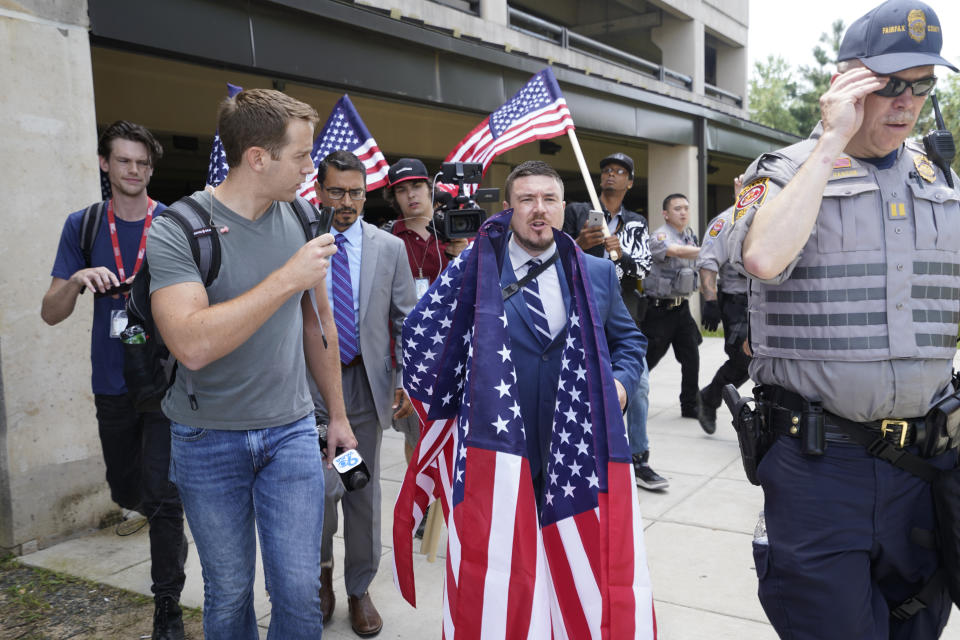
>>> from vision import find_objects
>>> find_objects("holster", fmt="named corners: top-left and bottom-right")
top-left (917, 386), bottom-right (960, 458)
top-left (722, 384), bottom-right (771, 486)
top-left (933, 464), bottom-right (960, 606)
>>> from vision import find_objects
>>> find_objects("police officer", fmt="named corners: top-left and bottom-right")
top-left (643, 193), bottom-right (702, 423)
top-left (563, 153), bottom-right (667, 490)
top-left (726, 1), bottom-right (959, 637)
top-left (696, 180), bottom-right (751, 434)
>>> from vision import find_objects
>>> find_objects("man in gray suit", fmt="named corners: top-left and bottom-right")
top-left (312, 150), bottom-right (417, 637)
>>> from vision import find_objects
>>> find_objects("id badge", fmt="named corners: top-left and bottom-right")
top-left (415, 277), bottom-right (430, 299)
top-left (109, 309), bottom-right (128, 339)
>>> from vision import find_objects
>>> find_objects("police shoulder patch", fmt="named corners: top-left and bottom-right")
top-left (708, 218), bottom-right (725, 237)
top-left (734, 178), bottom-right (769, 220)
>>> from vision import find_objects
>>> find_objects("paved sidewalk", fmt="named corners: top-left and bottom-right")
top-left (20, 337), bottom-right (960, 638)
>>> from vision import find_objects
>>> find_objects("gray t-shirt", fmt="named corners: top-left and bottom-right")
top-left (146, 190), bottom-right (313, 429)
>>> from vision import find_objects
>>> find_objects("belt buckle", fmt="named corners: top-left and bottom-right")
top-left (880, 419), bottom-right (909, 448)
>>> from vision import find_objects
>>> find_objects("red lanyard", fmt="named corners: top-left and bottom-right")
top-left (106, 198), bottom-right (156, 282)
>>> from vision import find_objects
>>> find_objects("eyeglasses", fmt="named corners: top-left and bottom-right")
top-left (602, 166), bottom-right (629, 176)
top-left (323, 187), bottom-right (366, 201)
top-left (873, 75), bottom-right (937, 98)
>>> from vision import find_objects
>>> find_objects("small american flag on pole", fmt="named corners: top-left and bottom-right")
top-left (393, 212), bottom-right (655, 639)
top-left (441, 68), bottom-right (574, 195)
top-left (298, 94), bottom-right (390, 205)
top-left (205, 83), bottom-right (244, 188)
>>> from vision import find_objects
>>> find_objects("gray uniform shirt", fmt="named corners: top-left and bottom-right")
top-left (697, 207), bottom-right (747, 295)
top-left (725, 137), bottom-right (960, 421)
top-left (645, 223), bottom-right (699, 298)
top-left (146, 190), bottom-right (313, 429)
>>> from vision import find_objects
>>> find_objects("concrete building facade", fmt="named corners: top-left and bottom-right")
top-left (1, 0), bottom-right (795, 553)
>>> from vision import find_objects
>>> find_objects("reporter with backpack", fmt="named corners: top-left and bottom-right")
top-left (40, 121), bottom-right (187, 640)
top-left (146, 89), bottom-right (356, 640)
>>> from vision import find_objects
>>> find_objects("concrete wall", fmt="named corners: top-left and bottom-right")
top-left (0, 1), bottom-right (116, 554)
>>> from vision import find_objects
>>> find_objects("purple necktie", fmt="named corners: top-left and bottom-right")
top-left (332, 234), bottom-right (358, 365)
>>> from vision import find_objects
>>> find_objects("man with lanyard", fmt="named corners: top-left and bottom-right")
top-left (643, 193), bottom-right (702, 424)
top-left (726, 1), bottom-right (959, 635)
top-left (696, 177), bottom-right (751, 434)
top-left (563, 153), bottom-right (666, 490)
top-left (41, 121), bottom-right (187, 640)
top-left (384, 158), bottom-right (467, 463)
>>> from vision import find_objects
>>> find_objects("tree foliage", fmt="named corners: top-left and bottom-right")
top-left (748, 55), bottom-right (800, 134)
top-left (749, 20), bottom-right (845, 137)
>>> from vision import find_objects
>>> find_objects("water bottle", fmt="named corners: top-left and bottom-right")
top-left (753, 510), bottom-right (768, 546)
top-left (120, 324), bottom-right (147, 345)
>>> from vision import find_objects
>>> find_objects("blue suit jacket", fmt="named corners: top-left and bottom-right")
top-left (501, 247), bottom-right (646, 497)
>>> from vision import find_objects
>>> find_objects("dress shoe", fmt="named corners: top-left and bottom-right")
top-left (348, 591), bottom-right (383, 637)
top-left (319, 565), bottom-right (335, 623)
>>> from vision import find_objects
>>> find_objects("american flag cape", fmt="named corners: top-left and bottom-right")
top-left (297, 94), bottom-right (390, 205)
top-left (440, 68), bottom-right (574, 196)
top-left (392, 211), bottom-right (655, 639)
top-left (205, 82), bottom-right (244, 188)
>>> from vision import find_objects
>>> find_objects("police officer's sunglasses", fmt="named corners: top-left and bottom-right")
top-left (873, 75), bottom-right (938, 98)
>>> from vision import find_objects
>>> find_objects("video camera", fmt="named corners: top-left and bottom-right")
top-left (431, 162), bottom-right (499, 240)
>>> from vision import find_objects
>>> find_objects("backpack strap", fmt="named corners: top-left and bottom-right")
top-left (291, 196), bottom-right (320, 241)
top-left (160, 196), bottom-right (221, 287)
top-left (79, 201), bottom-right (106, 268)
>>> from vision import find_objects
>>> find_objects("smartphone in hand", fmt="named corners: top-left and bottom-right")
top-left (93, 281), bottom-right (134, 298)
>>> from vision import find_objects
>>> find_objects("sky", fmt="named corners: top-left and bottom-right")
top-left (747, 1), bottom-right (960, 74)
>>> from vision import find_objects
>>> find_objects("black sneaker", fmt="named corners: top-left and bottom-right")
top-left (632, 452), bottom-right (669, 491)
top-left (697, 390), bottom-right (717, 435)
top-left (152, 596), bottom-right (185, 640)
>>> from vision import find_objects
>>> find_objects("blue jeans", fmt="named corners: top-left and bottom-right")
top-left (626, 358), bottom-right (650, 455)
top-left (169, 415), bottom-right (324, 640)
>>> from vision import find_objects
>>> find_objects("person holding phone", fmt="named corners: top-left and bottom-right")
top-left (41, 121), bottom-right (188, 640)
top-left (562, 153), bottom-right (665, 491)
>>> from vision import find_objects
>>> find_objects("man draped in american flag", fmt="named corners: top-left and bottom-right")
top-left (394, 161), bottom-right (656, 638)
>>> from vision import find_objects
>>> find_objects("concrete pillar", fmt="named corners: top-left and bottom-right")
top-left (0, 1), bottom-right (116, 554)
top-left (651, 15), bottom-right (705, 95)
top-left (479, 0), bottom-right (508, 26)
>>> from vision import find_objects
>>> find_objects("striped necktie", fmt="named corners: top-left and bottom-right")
top-left (522, 258), bottom-right (551, 345)
top-left (332, 234), bottom-right (359, 365)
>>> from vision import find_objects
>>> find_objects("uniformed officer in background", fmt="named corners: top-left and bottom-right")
top-left (726, 1), bottom-right (959, 637)
top-left (642, 193), bottom-right (702, 423)
top-left (696, 177), bottom-right (751, 435)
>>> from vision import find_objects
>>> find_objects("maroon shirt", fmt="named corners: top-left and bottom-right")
top-left (391, 218), bottom-right (451, 284)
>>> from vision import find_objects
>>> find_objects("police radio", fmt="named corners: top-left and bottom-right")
top-left (922, 93), bottom-right (956, 188)
top-left (317, 418), bottom-right (370, 491)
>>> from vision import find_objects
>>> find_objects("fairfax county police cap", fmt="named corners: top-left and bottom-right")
top-left (837, 0), bottom-right (958, 73)
top-left (387, 158), bottom-right (430, 189)
top-left (599, 152), bottom-right (635, 177)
